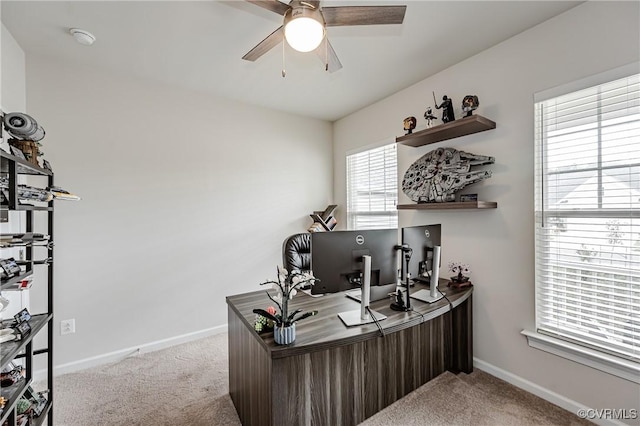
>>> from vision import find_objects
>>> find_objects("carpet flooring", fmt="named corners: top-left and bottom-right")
top-left (52, 333), bottom-right (591, 425)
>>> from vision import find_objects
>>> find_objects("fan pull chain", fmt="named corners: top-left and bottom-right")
top-left (282, 40), bottom-right (286, 78)
top-left (325, 37), bottom-right (329, 72)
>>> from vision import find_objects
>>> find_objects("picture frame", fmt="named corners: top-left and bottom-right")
top-left (0, 257), bottom-right (22, 279)
top-left (12, 320), bottom-right (31, 340)
top-left (16, 320), bottom-right (31, 334)
top-left (14, 307), bottom-right (31, 324)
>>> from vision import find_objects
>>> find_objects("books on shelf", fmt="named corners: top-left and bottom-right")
top-left (308, 205), bottom-right (338, 232)
top-left (307, 222), bottom-right (324, 233)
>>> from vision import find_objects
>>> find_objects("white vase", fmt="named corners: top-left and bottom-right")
top-left (274, 323), bottom-right (296, 345)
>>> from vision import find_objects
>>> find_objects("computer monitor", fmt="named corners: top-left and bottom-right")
top-left (310, 229), bottom-right (397, 295)
top-left (401, 224), bottom-right (442, 283)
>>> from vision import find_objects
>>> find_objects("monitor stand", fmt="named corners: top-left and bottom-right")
top-left (411, 288), bottom-right (443, 303)
top-left (338, 255), bottom-right (387, 327)
top-left (411, 245), bottom-right (443, 303)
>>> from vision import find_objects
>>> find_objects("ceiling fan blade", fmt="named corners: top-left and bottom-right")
top-left (246, 0), bottom-right (291, 16)
top-left (322, 6), bottom-right (407, 27)
top-left (300, 0), bottom-right (320, 9)
top-left (314, 38), bottom-right (343, 73)
top-left (242, 26), bottom-right (284, 61)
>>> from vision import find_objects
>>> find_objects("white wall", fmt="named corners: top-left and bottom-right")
top-left (1, 22), bottom-right (25, 112)
top-left (334, 1), bottom-right (639, 419)
top-left (25, 57), bottom-right (333, 367)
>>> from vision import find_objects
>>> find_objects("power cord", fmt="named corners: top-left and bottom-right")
top-left (438, 287), bottom-right (454, 312)
top-left (408, 282), bottom-right (454, 317)
top-left (366, 306), bottom-right (385, 337)
top-left (410, 309), bottom-right (425, 321)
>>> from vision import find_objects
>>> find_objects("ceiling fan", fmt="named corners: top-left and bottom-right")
top-left (242, 0), bottom-right (407, 73)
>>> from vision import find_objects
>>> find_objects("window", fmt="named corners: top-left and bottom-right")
top-left (534, 70), bottom-right (640, 365)
top-left (346, 143), bottom-right (397, 230)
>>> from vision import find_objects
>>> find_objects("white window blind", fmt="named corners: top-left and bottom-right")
top-left (534, 72), bottom-right (640, 363)
top-left (347, 143), bottom-right (398, 230)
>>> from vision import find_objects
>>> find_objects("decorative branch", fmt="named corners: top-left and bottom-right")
top-left (265, 291), bottom-right (283, 313)
top-left (253, 266), bottom-right (320, 328)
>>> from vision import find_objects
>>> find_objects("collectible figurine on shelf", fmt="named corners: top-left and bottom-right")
top-left (424, 107), bottom-right (437, 128)
top-left (462, 95), bottom-right (480, 117)
top-left (403, 116), bottom-right (417, 135)
top-left (433, 92), bottom-right (455, 123)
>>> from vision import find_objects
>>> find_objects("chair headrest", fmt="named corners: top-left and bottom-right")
top-left (282, 233), bottom-right (311, 272)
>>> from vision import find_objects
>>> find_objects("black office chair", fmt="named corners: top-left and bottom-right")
top-left (282, 233), bottom-right (311, 274)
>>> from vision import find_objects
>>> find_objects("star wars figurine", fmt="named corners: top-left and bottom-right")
top-left (462, 95), bottom-right (479, 117)
top-left (433, 92), bottom-right (455, 123)
top-left (403, 116), bottom-right (417, 135)
top-left (424, 107), bottom-right (437, 128)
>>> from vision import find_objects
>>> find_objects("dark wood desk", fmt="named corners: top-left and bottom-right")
top-left (227, 281), bottom-right (473, 426)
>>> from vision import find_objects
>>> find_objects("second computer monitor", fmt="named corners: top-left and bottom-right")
top-left (401, 224), bottom-right (442, 283)
top-left (310, 229), bottom-right (397, 295)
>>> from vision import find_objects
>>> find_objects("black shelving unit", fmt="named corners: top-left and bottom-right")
top-left (0, 269), bottom-right (34, 291)
top-left (1, 149), bottom-right (54, 426)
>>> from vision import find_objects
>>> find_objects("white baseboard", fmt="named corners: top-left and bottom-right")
top-left (473, 358), bottom-right (628, 426)
top-left (34, 324), bottom-right (228, 381)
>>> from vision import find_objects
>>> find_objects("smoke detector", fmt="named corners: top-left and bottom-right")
top-left (69, 28), bottom-right (96, 46)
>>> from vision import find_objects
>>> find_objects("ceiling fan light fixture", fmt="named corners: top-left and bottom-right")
top-left (69, 28), bottom-right (96, 46)
top-left (284, 7), bottom-right (325, 53)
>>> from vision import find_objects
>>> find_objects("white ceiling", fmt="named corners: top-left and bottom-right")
top-left (2, 1), bottom-right (582, 121)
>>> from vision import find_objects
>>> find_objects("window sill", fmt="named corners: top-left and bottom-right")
top-left (521, 330), bottom-right (640, 384)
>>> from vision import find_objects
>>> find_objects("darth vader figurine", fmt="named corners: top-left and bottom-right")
top-left (435, 95), bottom-right (455, 123)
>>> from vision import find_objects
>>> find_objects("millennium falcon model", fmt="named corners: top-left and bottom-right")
top-left (402, 147), bottom-right (494, 203)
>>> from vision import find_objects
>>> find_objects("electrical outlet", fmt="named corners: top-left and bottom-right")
top-left (60, 319), bottom-right (75, 335)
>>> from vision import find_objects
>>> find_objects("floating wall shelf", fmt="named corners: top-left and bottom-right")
top-left (397, 201), bottom-right (498, 210)
top-left (396, 115), bottom-right (496, 148)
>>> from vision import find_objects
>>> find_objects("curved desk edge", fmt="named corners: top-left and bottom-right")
top-left (227, 282), bottom-right (472, 359)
